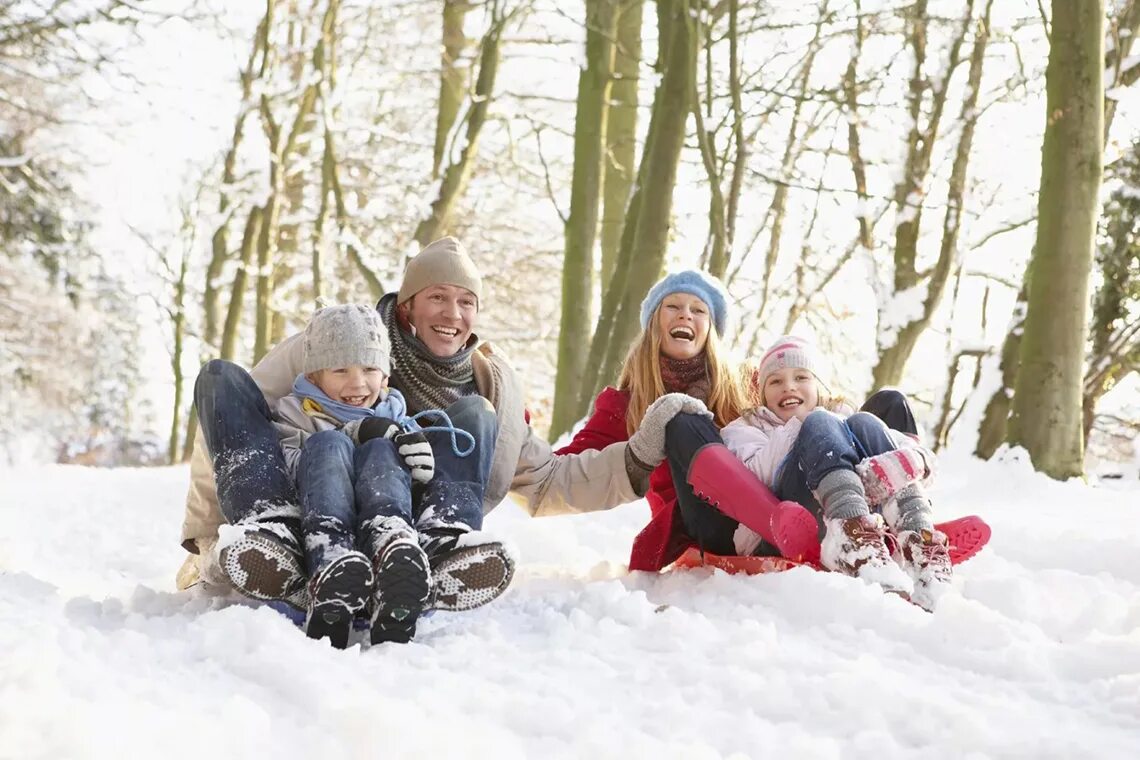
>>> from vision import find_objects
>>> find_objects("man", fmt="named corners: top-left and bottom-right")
top-left (178, 237), bottom-right (653, 612)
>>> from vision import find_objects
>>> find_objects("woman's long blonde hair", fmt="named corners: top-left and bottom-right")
top-left (618, 313), bottom-right (755, 435)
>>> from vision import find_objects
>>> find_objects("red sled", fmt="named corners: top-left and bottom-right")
top-left (672, 515), bottom-right (991, 575)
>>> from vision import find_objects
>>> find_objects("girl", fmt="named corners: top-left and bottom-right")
top-left (558, 271), bottom-right (821, 571)
top-left (721, 335), bottom-right (953, 610)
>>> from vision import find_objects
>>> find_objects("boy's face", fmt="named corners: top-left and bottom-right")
top-left (656, 292), bottom-right (711, 360)
top-left (763, 366), bottom-right (819, 422)
top-left (403, 284), bottom-right (478, 357)
top-left (311, 365), bottom-right (388, 408)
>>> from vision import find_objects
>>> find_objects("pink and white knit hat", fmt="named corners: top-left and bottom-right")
top-left (758, 335), bottom-right (826, 387)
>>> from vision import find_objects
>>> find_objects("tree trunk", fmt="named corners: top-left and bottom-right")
top-left (976, 1), bottom-right (1135, 456)
top-left (412, 0), bottom-right (508, 247)
top-left (600, 0), bottom-right (643, 290)
top-left (870, 0), bottom-right (974, 388)
top-left (168, 246), bottom-right (189, 465)
top-left (1007, 0), bottom-right (1103, 479)
top-left (220, 206), bottom-right (263, 361)
top-left (578, 0), bottom-right (697, 408)
top-left (550, 0), bottom-right (618, 442)
top-left (434, 0), bottom-right (472, 179)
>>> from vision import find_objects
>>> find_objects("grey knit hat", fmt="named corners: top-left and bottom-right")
top-left (302, 304), bottom-right (390, 375)
top-left (397, 236), bottom-right (483, 306)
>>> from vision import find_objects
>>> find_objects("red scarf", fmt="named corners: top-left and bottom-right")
top-left (660, 352), bottom-right (710, 403)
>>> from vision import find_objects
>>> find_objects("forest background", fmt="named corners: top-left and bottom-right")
top-left (2, 0), bottom-right (1137, 482)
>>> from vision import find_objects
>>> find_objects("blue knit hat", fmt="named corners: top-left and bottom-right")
top-left (639, 270), bottom-right (729, 336)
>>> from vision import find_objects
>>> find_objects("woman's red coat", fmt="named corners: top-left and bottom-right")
top-left (555, 387), bottom-right (694, 572)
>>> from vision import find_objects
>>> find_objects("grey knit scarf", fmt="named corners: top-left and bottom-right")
top-left (378, 293), bottom-right (478, 414)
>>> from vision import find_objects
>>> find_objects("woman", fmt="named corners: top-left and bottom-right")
top-left (557, 271), bottom-right (821, 571)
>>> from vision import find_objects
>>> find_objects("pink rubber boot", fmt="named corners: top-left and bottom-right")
top-left (686, 445), bottom-right (821, 563)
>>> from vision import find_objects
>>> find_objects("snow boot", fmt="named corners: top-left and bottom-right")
top-left (422, 528), bottom-right (516, 612)
top-left (686, 444), bottom-right (820, 562)
top-left (815, 469), bottom-right (912, 596)
top-left (821, 514), bottom-right (913, 597)
top-left (367, 522), bottom-right (432, 645)
top-left (219, 519), bottom-right (308, 610)
top-left (894, 528), bottom-right (953, 611)
top-left (305, 550), bottom-right (373, 649)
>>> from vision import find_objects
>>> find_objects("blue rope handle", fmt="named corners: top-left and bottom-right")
top-left (405, 409), bottom-right (476, 457)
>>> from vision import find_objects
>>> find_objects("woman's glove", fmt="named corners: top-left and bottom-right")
top-left (343, 416), bottom-right (401, 444)
top-left (395, 431), bottom-right (434, 484)
top-left (627, 393), bottom-right (713, 468)
top-left (855, 447), bottom-right (934, 505)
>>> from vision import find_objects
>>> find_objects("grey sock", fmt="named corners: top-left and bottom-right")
top-left (894, 482), bottom-right (935, 533)
top-left (815, 469), bottom-right (871, 521)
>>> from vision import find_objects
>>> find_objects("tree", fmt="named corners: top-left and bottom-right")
top-left (550, 0), bottom-right (618, 442)
top-left (1006, 0), bottom-right (1104, 478)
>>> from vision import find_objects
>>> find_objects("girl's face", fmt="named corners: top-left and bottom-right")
top-left (311, 365), bottom-right (388, 408)
top-left (763, 367), bottom-right (819, 422)
top-left (657, 293), bottom-right (712, 360)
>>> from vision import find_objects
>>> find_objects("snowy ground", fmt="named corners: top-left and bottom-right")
top-left (1, 452), bottom-right (1139, 760)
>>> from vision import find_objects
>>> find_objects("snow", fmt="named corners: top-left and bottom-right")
top-left (2, 458), bottom-right (1139, 758)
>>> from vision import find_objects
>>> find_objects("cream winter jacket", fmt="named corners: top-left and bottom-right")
top-left (178, 331), bottom-right (638, 585)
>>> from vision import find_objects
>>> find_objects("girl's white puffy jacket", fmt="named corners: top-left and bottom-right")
top-left (721, 405), bottom-right (915, 488)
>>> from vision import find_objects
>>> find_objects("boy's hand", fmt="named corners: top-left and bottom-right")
top-left (345, 416), bottom-right (401, 444)
top-left (395, 431), bottom-right (434, 483)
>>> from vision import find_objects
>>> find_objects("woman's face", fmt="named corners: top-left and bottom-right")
top-left (656, 292), bottom-right (711, 360)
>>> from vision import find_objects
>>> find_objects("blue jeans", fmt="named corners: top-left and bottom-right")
top-left (194, 359), bottom-right (298, 525)
top-left (415, 395), bottom-right (498, 534)
top-left (297, 431), bottom-right (414, 573)
top-left (297, 396), bottom-right (499, 573)
top-left (774, 410), bottom-right (898, 537)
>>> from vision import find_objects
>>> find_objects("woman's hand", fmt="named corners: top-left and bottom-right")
top-left (628, 393), bottom-right (713, 467)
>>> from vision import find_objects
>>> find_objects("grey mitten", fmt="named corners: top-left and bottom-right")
top-left (627, 393), bottom-right (713, 467)
top-left (395, 431), bottom-right (434, 483)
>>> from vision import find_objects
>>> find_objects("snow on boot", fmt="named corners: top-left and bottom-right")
top-left (219, 519), bottom-right (308, 610)
top-left (427, 531), bottom-right (517, 612)
top-left (686, 444), bottom-right (820, 562)
top-left (821, 514), bottom-right (913, 597)
top-left (894, 529), bottom-right (953, 612)
top-left (305, 550), bottom-right (373, 649)
top-left (369, 533), bottom-right (432, 645)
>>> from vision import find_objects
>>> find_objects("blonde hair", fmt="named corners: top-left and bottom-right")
top-left (618, 312), bottom-right (754, 435)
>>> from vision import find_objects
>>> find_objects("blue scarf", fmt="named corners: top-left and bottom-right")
top-left (291, 375), bottom-right (413, 428)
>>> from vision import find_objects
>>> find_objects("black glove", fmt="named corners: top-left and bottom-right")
top-left (394, 430), bottom-right (434, 483)
top-left (345, 416), bottom-right (401, 444)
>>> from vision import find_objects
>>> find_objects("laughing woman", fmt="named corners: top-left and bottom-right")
top-left (557, 271), bottom-right (821, 571)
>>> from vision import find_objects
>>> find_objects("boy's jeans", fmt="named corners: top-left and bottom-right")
top-left (298, 395), bottom-right (499, 573)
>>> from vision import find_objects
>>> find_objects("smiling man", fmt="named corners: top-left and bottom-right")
top-left (180, 237), bottom-right (645, 617)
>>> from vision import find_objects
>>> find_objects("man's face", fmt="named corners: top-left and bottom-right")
top-left (404, 284), bottom-right (478, 357)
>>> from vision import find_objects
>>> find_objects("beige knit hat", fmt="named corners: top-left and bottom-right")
top-left (302, 304), bottom-right (390, 375)
top-left (396, 236), bottom-right (483, 306)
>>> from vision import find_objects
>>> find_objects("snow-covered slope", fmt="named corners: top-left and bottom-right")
top-left (1, 454), bottom-right (1138, 759)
